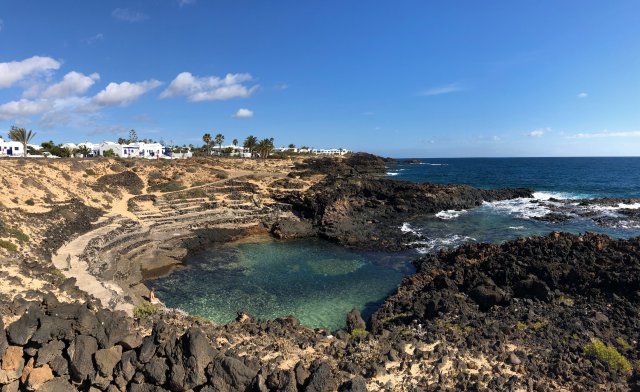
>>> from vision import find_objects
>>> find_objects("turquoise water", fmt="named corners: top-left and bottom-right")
top-left (151, 236), bottom-right (413, 331)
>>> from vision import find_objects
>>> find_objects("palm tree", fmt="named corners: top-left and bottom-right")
top-left (214, 133), bottom-right (224, 153)
top-left (243, 135), bottom-right (257, 158)
top-left (8, 126), bottom-right (36, 157)
top-left (256, 138), bottom-right (274, 160)
top-left (202, 133), bottom-right (212, 156)
top-left (232, 139), bottom-right (238, 147)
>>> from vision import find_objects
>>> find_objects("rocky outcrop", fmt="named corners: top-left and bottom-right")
top-left (278, 176), bottom-right (532, 250)
top-left (291, 153), bottom-right (388, 178)
top-left (370, 232), bottom-right (640, 390)
top-left (0, 299), bottom-right (363, 391)
top-left (93, 171), bottom-right (145, 195)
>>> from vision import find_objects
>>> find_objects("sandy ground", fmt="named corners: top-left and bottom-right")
top-left (51, 214), bottom-right (135, 314)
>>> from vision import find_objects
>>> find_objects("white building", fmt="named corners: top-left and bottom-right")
top-left (99, 141), bottom-right (140, 158)
top-left (77, 142), bottom-right (101, 157)
top-left (0, 138), bottom-right (25, 157)
top-left (131, 142), bottom-right (164, 159)
top-left (312, 148), bottom-right (352, 156)
top-left (211, 145), bottom-right (250, 158)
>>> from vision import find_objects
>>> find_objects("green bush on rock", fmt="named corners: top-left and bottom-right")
top-left (584, 338), bottom-right (632, 374)
top-left (133, 302), bottom-right (161, 318)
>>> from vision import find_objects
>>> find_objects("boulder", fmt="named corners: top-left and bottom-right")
top-left (94, 345), bottom-right (122, 377)
top-left (38, 377), bottom-right (76, 392)
top-left (6, 306), bottom-right (39, 345)
top-left (208, 356), bottom-right (258, 391)
top-left (0, 318), bottom-right (7, 358)
top-left (36, 339), bottom-right (65, 367)
top-left (468, 285), bottom-right (508, 311)
top-left (143, 357), bottom-right (168, 385)
top-left (345, 309), bottom-right (366, 333)
top-left (1, 346), bottom-right (24, 382)
top-left (67, 334), bottom-right (98, 382)
top-left (30, 316), bottom-right (74, 344)
top-left (304, 362), bottom-right (337, 392)
top-left (25, 364), bottom-right (53, 391)
top-left (339, 376), bottom-right (368, 392)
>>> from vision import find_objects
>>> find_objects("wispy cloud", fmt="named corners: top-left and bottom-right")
top-left (577, 92), bottom-right (588, 98)
top-left (83, 33), bottom-right (105, 45)
top-left (274, 83), bottom-right (288, 90)
top-left (161, 72), bottom-right (258, 101)
top-left (566, 130), bottom-right (640, 139)
top-left (527, 127), bottom-right (550, 138)
top-left (112, 8), bottom-right (149, 23)
top-left (233, 108), bottom-right (254, 118)
top-left (178, 0), bottom-right (197, 6)
top-left (419, 83), bottom-right (466, 96)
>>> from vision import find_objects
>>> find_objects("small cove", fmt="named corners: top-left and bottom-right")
top-left (148, 235), bottom-right (415, 331)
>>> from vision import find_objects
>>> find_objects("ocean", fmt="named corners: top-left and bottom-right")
top-left (151, 156), bottom-right (640, 330)
top-left (388, 157), bottom-right (640, 254)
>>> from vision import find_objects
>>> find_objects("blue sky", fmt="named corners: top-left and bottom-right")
top-left (0, 1), bottom-right (638, 157)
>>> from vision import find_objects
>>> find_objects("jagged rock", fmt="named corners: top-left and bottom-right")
top-left (339, 376), bottom-right (368, 392)
top-left (144, 357), bottom-right (168, 385)
top-left (95, 345), bottom-right (122, 377)
top-left (0, 318), bottom-right (7, 358)
top-left (30, 316), bottom-right (74, 344)
top-left (304, 362), bottom-right (337, 392)
top-left (294, 361), bottom-right (310, 388)
top-left (36, 339), bottom-right (65, 367)
top-left (6, 306), bottom-right (39, 345)
top-left (1, 380), bottom-right (19, 392)
top-left (208, 356), bottom-right (258, 391)
top-left (271, 219), bottom-right (314, 240)
top-left (115, 350), bottom-right (138, 384)
top-left (345, 309), bottom-right (366, 333)
top-left (266, 369), bottom-right (297, 391)
top-left (67, 334), bottom-right (98, 382)
top-left (469, 285), bottom-right (508, 311)
top-left (38, 377), bottom-right (78, 392)
top-left (25, 364), bottom-right (53, 391)
top-left (1, 346), bottom-right (24, 382)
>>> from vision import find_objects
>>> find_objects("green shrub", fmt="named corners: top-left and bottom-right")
top-left (584, 338), bottom-right (632, 373)
top-left (615, 337), bottom-right (633, 351)
top-left (25, 199), bottom-right (35, 206)
top-left (0, 240), bottom-right (18, 252)
top-left (7, 228), bottom-right (28, 242)
top-left (350, 328), bottom-right (368, 338)
top-left (85, 169), bottom-right (96, 176)
top-left (133, 302), bottom-right (161, 318)
top-left (216, 172), bottom-right (229, 180)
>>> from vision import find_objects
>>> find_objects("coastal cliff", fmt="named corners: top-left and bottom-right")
top-left (0, 155), bottom-right (639, 390)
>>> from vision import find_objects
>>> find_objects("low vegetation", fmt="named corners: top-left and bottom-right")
top-left (133, 302), bottom-right (161, 319)
top-left (0, 239), bottom-right (18, 252)
top-left (583, 338), bottom-right (632, 373)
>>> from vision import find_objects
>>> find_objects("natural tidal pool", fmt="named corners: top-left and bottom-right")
top-left (148, 235), bottom-right (414, 331)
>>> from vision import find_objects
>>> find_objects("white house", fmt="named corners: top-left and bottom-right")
top-left (77, 142), bottom-right (100, 157)
top-left (211, 145), bottom-right (250, 158)
top-left (0, 138), bottom-right (25, 157)
top-left (98, 141), bottom-right (139, 157)
top-left (131, 142), bottom-right (164, 159)
top-left (312, 148), bottom-right (351, 156)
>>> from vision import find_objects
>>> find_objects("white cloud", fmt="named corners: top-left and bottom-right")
top-left (0, 99), bottom-right (51, 120)
top-left (419, 83), bottom-right (466, 96)
top-left (567, 130), bottom-right (640, 139)
top-left (577, 92), bottom-right (588, 98)
top-left (527, 127), bottom-right (550, 137)
top-left (0, 56), bottom-right (61, 88)
top-left (112, 8), bottom-right (149, 22)
top-left (160, 72), bottom-right (258, 101)
top-left (233, 108), bottom-right (254, 118)
top-left (43, 71), bottom-right (100, 98)
top-left (93, 80), bottom-right (162, 106)
top-left (84, 33), bottom-right (105, 45)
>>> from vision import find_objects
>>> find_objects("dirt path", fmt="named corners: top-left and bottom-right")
top-left (52, 214), bottom-right (134, 315)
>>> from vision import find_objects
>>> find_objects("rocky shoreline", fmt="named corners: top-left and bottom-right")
top-left (1, 155), bottom-right (640, 390)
